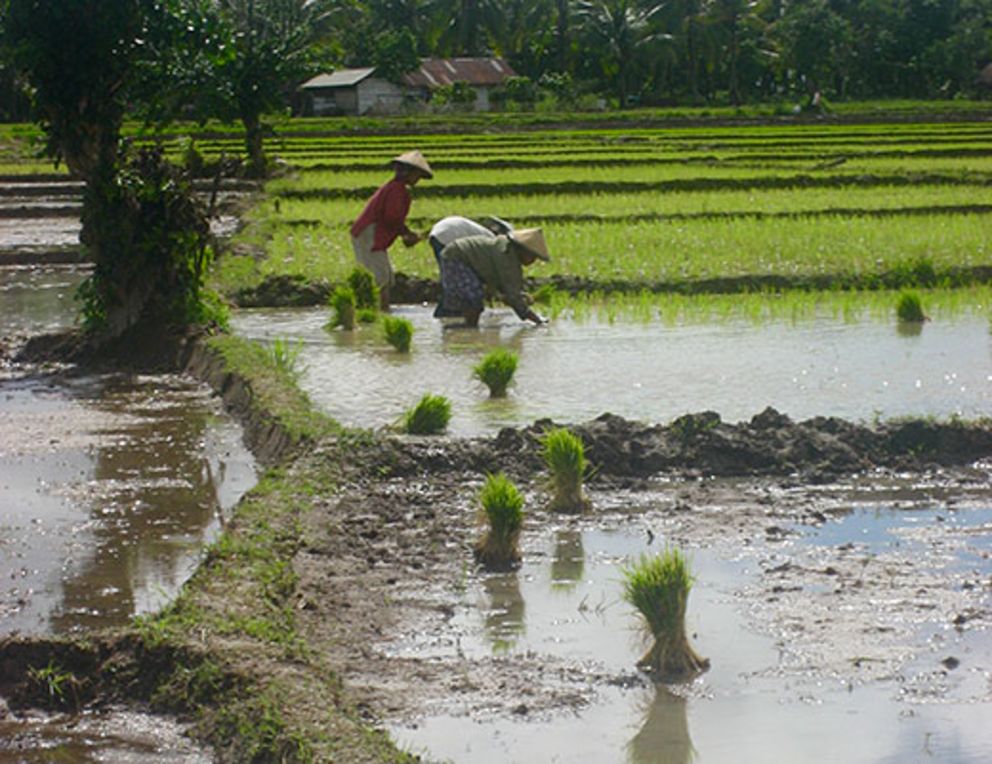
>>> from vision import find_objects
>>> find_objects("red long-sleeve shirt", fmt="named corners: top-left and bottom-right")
top-left (350, 178), bottom-right (411, 251)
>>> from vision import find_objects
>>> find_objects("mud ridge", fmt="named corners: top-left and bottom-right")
top-left (357, 408), bottom-right (992, 484)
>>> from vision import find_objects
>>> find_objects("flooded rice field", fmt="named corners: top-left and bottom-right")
top-left (3, 267), bottom-right (991, 762)
top-left (231, 303), bottom-right (992, 435)
top-left (1, 267), bottom-right (253, 761)
top-left (386, 509), bottom-right (992, 764)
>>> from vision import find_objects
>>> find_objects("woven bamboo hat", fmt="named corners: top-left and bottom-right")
top-left (510, 228), bottom-right (551, 261)
top-left (392, 150), bottom-right (434, 179)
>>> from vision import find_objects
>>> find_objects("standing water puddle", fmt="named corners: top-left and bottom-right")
top-left (231, 305), bottom-right (992, 434)
top-left (388, 515), bottom-right (992, 763)
top-left (1, 267), bottom-right (255, 760)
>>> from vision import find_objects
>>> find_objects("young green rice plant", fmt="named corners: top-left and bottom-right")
top-left (328, 285), bottom-right (356, 330)
top-left (622, 549), bottom-right (709, 681)
top-left (403, 393), bottom-right (451, 435)
top-left (354, 307), bottom-right (378, 324)
top-left (347, 266), bottom-right (379, 311)
top-left (473, 348), bottom-right (519, 397)
top-left (382, 315), bottom-right (414, 352)
top-left (896, 290), bottom-right (927, 322)
top-left (268, 337), bottom-right (303, 379)
top-left (541, 427), bottom-right (591, 513)
top-left (474, 472), bottom-right (525, 570)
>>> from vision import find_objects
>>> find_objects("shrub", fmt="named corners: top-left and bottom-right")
top-left (542, 427), bottom-right (591, 513)
top-left (474, 472), bottom-right (525, 570)
top-left (403, 393), bottom-right (451, 435)
top-left (622, 549), bottom-right (709, 681)
top-left (473, 348), bottom-right (518, 397)
top-left (382, 315), bottom-right (413, 352)
top-left (896, 290), bottom-right (926, 322)
top-left (328, 285), bottom-right (356, 330)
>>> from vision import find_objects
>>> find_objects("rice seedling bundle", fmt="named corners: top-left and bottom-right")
top-left (473, 348), bottom-right (519, 397)
top-left (403, 393), bottom-right (451, 435)
top-left (896, 290), bottom-right (926, 322)
top-left (328, 285), bottom-right (356, 330)
top-left (541, 427), bottom-right (591, 513)
top-left (347, 267), bottom-right (379, 311)
top-left (474, 472), bottom-right (525, 570)
top-left (623, 549), bottom-right (709, 681)
top-left (383, 315), bottom-right (413, 352)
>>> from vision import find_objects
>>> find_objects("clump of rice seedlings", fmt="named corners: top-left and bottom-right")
top-left (622, 549), bottom-right (709, 681)
top-left (347, 267), bottom-right (379, 311)
top-left (268, 337), bottom-right (303, 379)
top-left (403, 393), bottom-right (451, 435)
top-left (473, 348), bottom-right (518, 397)
top-left (896, 290), bottom-right (927, 322)
top-left (541, 427), bottom-right (591, 513)
top-left (474, 472), bottom-right (525, 570)
top-left (382, 315), bottom-right (413, 352)
top-left (328, 285), bottom-right (356, 330)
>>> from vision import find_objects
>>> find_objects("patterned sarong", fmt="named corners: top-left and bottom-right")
top-left (435, 257), bottom-right (484, 318)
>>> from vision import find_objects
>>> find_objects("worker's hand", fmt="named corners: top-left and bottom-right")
top-left (402, 231), bottom-right (421, 247)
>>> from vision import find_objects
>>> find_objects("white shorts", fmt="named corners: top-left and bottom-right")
top-left (351, 223), bottom-right (393, 288)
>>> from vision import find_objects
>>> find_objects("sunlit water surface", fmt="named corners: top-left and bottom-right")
top-left (389, 520), bottom-right (992, 764)
top-left (231, 304), bottom-right (992, 434)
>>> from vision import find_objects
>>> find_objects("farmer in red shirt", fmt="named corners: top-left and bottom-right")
top-left (350, 150), bottom-right (434, 310)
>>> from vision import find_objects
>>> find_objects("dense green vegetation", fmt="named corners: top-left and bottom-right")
top-left (201, 116), bottom-right (992, 304)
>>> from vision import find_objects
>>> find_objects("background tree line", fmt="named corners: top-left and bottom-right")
top-left (337, 0), bottom-right (992, 106)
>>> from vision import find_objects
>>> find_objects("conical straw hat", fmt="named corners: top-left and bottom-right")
top-left (392, 150), bottom-right (433, 179)
top-left (510, 228), bottom-right (551, 261)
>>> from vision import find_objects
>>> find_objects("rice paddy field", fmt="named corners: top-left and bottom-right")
top-left (203, 115), bottom-right (992, 302)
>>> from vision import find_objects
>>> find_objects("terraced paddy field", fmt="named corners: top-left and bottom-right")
top-left (210, 117), bottom-right (992, 301)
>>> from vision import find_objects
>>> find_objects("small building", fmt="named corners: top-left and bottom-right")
top-left (298, 57), bottom-right (518, 116)
top-left (296, 67), bottom-right (404, 116)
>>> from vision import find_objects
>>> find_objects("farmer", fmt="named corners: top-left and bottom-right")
top-left (427, 215), bottom-right (514, 317)
top-left (350, 150), bottom-right (433, 310)
top-left (436, 227), bottom-right (550, 326)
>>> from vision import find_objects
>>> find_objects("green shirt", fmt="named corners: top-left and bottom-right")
top-left (442, 234), bottom-right (529, 318)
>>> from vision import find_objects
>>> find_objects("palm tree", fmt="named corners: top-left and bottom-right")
top-left (575, 0), bottom-right (669, 105)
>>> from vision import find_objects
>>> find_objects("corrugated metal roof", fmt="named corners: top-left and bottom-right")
top-left (403, 58), bottom-right (516, 88)
top-left (299, 68), bottom-right (377, 89)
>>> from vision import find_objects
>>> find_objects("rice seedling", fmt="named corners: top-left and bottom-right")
top-left (541, 427), bottom-right (591, 513)
top-left (347, 267), bottom-right (379, 311)
top-left (357, 307), bottom-right (379, 324)
top-left (383, 315), bottom-right (414, 352)
top-left (268, 337), bottom-right (303, 380)
top-left (403, 393), bottom-right (451, 435)
top-left (474, 472), bottom-right (525, 570)
top-left (622, 549), bottom-right (709, 681)
top-left (328, 285), bottom-right (356, 330)
top-left (896, 290), bottom-right (927, 322)
top-left (473, 348), bottom-right (519, 397)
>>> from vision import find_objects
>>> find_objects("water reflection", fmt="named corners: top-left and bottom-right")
top-left (0, 373), bottom-right (257, 636)
top-left (896, 321), bottom-right (925, 338)
top-left (482, 573), bottom-right (526, 653)
top-left (627, 688), bottom-right (696, 764)
top-left (551, 529), bottom-right (585, 590)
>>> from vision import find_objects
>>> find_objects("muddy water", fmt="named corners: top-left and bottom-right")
top-left (0, 268), bottom-right (253, 760)
top-left (0, 372), bottom-right (257, 635)
top-left (231, 305), bottom-right (992, 434)
top-left (0, 266), bottom-right (86, 337)
top-left (388, 516), bottom-right (992, 763)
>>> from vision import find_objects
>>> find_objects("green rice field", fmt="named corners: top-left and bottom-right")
top-left (208, 115), bottom-right (992, 298)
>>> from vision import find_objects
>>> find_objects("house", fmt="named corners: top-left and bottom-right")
top-left (297, 58), bottom-right (518, 116)
top-left (296, 67), bottom-right (404, 117)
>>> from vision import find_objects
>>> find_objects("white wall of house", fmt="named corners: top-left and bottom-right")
top-left (356, 79), bottom-right (406, 115)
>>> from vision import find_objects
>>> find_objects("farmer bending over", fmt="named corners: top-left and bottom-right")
top-left (436, 228), bottom-right (550, 326)
top-left (350, 150), bottom-right (433, 310)
top-left (427, 215), bottom-right (514, 317)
